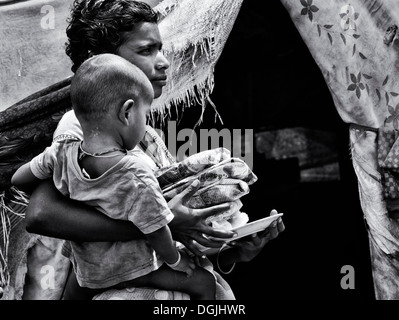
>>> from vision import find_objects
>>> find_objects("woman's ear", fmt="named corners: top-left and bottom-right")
top-left (119, 99), bottom-right (135, 125)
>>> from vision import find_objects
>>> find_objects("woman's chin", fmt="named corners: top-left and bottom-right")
top-left (152, 85), bottom-right (165, 99)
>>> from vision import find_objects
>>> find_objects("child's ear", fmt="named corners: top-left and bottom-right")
top-left (119, 99), bottom-right (135, 125)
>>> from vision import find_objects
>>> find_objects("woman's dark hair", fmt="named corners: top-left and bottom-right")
top-left (65, 0), bottom-right (159, 73)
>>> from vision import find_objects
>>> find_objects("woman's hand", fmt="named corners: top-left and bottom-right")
top-left (167, 179), bottom-right (237, 257)
top-left (226, 209), bottom-right (285, 263)
top-left (214, 209), bottom-right (285, 273)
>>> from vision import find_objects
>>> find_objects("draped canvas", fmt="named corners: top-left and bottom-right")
top-left (152, 0), bottom-right (244, 122)
top-left (279, 0), bottom-right (399, 299)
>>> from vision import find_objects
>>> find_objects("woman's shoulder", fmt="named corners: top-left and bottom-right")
top-left (53, 110), bottom-right (83, 142)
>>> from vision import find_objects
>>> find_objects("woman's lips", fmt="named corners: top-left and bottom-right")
top-left (153, 77), bottom-right (167, 86)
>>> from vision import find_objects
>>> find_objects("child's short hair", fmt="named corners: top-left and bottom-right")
top-left (70, 53), bottom-right (153, 122)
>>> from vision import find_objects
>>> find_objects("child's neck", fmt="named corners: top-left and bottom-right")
top-left (78, 135), bottom-right (127, 179)
top-left (81, 133), bottom-right (124, 155)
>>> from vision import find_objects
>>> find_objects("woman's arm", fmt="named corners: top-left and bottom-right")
top-left (25, 179), bottom-right (143, 242)
top-left (26, 179), bottom-right (236, 246)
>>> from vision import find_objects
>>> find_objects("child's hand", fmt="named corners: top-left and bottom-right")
top-left (166, 250), bottom-right (196, 277)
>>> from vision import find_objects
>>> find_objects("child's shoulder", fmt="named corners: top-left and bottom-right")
top-left (52, 138), bottom-right (80, 152)
top-left (125, 154), bottom-right (154, 174)
top-left (124, 151), bottom-right (158, 185)
top-left (54, 137), bottom-right (81, 145)
top-left (42, 138), bottom-right (79, 156)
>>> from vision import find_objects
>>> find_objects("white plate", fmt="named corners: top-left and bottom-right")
top-left (217, 213), bottom-right (284, 242)
top-left (200, 213), bottom-right (284, 254)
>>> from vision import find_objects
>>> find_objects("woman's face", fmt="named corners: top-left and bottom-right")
top-left (116, 22), bottom-right (170, 99)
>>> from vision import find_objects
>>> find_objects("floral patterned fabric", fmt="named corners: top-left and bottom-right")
top-left (378, 129), bottom-right (399, 200)
top-left (279, 0), bottom-right (399, 299)
top-left (283, 0), bottom-right (399, 129)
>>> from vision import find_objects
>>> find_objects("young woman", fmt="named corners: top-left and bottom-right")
top-left (24, 0), bottom-right (284, 300)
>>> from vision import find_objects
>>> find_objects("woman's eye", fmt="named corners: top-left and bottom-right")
top-left (140, 48), bottom-right (151, 54)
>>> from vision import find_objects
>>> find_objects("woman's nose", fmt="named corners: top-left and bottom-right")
top-left (156, 51), bottom-right (170, 70)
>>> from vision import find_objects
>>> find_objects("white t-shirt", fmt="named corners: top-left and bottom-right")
top-left (30, 139), bottom-right (174, 289)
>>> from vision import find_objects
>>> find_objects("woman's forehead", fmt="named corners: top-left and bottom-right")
top-left (122, 22), bottom-right (162, 47)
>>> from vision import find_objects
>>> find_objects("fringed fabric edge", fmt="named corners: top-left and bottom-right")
top-left (0, 187), bottom-right (28, 297)
top-left (150, 0), bottom-right (244, 127)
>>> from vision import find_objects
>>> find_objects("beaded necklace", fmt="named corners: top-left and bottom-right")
top-left (78, 142), bottom-right (127, 161)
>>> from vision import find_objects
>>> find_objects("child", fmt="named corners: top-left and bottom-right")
top-left (11, 53), bottom-right (216, 300)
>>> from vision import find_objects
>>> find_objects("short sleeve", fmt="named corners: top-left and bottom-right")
top-left (127, 161), bottom-right (174, 234)
top-left (30, 143), bottom-right (59, 180)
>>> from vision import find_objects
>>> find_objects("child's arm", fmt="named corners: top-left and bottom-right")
top-left (146, 225), bottom-right (195, 275)
top-left (11, 162), bottom-right (42, 194)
